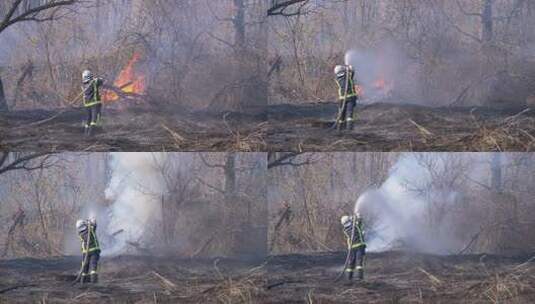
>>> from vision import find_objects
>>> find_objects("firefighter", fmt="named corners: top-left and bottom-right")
top-left (76, 218), bottom-right (101, 283)
top-left (334, 64), bottom-right (358, 131)
top-left (81, 70), bottom-right (104, 135)
top-left (341, 213), bottom-right (366, 281)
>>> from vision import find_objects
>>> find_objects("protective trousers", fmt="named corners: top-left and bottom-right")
top-left (338, 96), bottom-right (357, 130)
top-left (85, 104), bottom-right (102, 130)
top-left (81, 251), bottom-right (100, 283)
top-left (346, 246), bottom-right (365, 281)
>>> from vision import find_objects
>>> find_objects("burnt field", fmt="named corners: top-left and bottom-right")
top-left (0, 106), bottom-right (267, 152)
top-left (0, 255), bottom-right (268, 304)
top-left (267, 102), bottom-right (535, 152)
top-left (264, 251), bottom-right (535, 304)
top-left (1, 252), bottom-right (533, 303)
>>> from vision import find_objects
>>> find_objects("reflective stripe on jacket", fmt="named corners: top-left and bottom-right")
top-left (82, 78), bottom-right (103, 107)
top-left (335, 70), bottom-right (357, 99)
top-left (79, 224), bottom-right (100, 254)
top-left (343, 218), bottom-right (366, 249)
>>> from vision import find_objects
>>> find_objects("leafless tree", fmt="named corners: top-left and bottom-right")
top-left (0, 0), bottom-right (78, 111)
top-left (0, 152), bottom-right (57, 175)
top-left (0, 0), bottom-right (77, 34)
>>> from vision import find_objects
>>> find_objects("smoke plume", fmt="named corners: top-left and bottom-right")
top-left (344, 43), bottom-right (409, 103)
top-left (104, 152), bottom-right (167, 254)
top-left (355, 154), bottom-right (468, 254)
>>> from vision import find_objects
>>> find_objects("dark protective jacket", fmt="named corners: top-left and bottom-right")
top-left (343, 218), bottom-right (366, 249)
top-left (82, 78), bottom-right (104, 107)
top-left (78, 223), bottom-right (101, 254)
top-left (335, 69), bottom-right (357, 100)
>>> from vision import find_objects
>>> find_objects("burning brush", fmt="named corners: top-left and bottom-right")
top-left (103, 52), bottom-right (146, 102)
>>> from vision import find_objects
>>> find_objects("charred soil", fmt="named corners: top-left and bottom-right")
top-left (0, 255), bottom-right (269, 304)
top-left (1, 252), bottom-right (533, 303)
top-left (264, 251), bottom-right (535, 304)
top-left (268, 102), bottom-right (535, 152)
top-left (0, 106), bottom-right (267, 152)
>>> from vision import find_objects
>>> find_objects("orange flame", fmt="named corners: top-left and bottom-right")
top-left (103, 52), bottom-right (145, 102)
top-left (355, 77), bottom-right (392, 98)
top-left (374, 78), bottom-right (387, 90)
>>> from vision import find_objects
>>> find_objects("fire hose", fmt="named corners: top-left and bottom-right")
top-left (12, 90), bottom-right (85, 130)
top-left (332, 65), bottom-right (351, 131)
top-left (72, 222), bottom-right (92, 285)
top-left (335, 216), bottom-right (356, 282)
top-left (12, 78), bottom-right (114, 130)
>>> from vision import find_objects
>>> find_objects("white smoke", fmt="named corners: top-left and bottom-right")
top-left (344, 43), bottom-right (420, 104)
top-left (355, 154), bottom-right (465, 254)
top-left (104, 152), bottom-right (167, 254)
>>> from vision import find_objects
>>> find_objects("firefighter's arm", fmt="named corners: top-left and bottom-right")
top-left (89, 221), bottom-right (97, 231)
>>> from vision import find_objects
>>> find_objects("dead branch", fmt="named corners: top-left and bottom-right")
top-left (409, 119), bottom-right (434, 137)
top-left (0, 152), bottom-right (58, 175)
top-left (191, 236), bottom-right (215, 257)
top-left (268, 152), bottom-right (318, 169)
top-left (267, 0), bottom-right (310, 16)
top-left (2, 207), bottom-right (25, 257)
top-left (150, 271), bottom-right (177, 290)
top-left (0, 0), bottom-right (78, 34)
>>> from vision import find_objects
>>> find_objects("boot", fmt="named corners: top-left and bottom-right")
top-left (346, 119), bottom-right (354, 130)
top-left (81, 274), bottom-right (90, 284)
top-left (357, 268), bottom-right (364, 280)
top-left (336, 120), bottom-right (345, 132)
top-left (90, 273), bottom-right (98, 284)
top-left (343, 270), bottom-right (354, 285)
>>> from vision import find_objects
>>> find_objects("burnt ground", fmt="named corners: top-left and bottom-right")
top-left (0, 255), bottom-right (268, 304)
top-left (268, 102), bottom-right (535, 152)
top-left (1, 251), bottom-right (534, 303)
top-left (264, 251), bottom-right (535, 304)
top-left (0, 106), bottom-right (267, 152)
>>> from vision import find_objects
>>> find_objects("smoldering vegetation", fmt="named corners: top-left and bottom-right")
top-left (1, 152), bottom-right (535, 302)
top-left (265, 152), bottom-right (535, 303)
top-left (268, 152), bottom-right (535, 256)
top-left (269, 0), bottom-right (535, 107)
top-left (0, 152), bottom-right (267, 258)
top-left (266, 0), bottom-right (535, 152)
top-left (0, 1), bottom-right (268, 112)
top-left (0, 1), bottom-right (268, 151)
top-left (267, 103), bottom-right (535, 151)
top-left (0, 152), bottom-right (271, 303)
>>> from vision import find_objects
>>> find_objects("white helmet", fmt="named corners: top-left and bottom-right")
top-left (334, 65), bottom-right (346, 75)
top-left (76, 219), bottom-right (87, 232)
top-left (340, 215), bottom-right (352, 226)
top-left (82, 70), bottom-right (93, 83)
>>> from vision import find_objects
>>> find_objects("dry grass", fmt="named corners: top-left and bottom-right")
top-left (209, 261), bottom-right (267, 304)
top-left (471, 256), bottom-right (535, 304)
top-left (268, 103), bottom-right (535, 152)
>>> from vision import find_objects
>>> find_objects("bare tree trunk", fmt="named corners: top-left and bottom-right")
top-left (0, 74), bottom-right (7, 111)
top-left (35, 183), bottom-right (52, 255)
top-left (223, 153), bottom-right (239, 254)
top-left (491, 153), bottom-right (502, 192)
top-left (233, 0), bottom-right (246, 52)
top-left (481, 0), bottom-right (494, 43)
